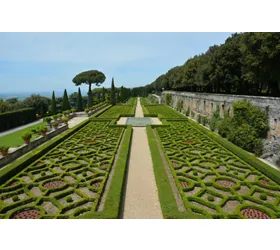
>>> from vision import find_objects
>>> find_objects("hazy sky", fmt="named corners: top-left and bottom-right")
top-left (0, 32), bottom-right (233, 95)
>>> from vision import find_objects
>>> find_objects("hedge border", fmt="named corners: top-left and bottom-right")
top-left (146, 125), bottom-right (208, 219)
top-left (76, 125), bottom-right (132, 218)
top-left (0, 105), bottom-right (111, 184)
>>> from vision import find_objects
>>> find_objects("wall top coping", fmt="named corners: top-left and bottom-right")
top-left (163, 91), bottom-right (280, 102)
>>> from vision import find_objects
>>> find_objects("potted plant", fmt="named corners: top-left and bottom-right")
top-left (52, 121), bottom-right (59, 129)
top-left (44, 116), bottom-right (52, 124)
top-left (62, 117), bottom-right (69, 124)
top-left (40, 126), bottom-right (48, 136)
top-left (21, 132), bottom-right (32, 144)
top-left (0, 145), bottom-right (10, 156)
top-left (52, 114), bottom-right (58, 121)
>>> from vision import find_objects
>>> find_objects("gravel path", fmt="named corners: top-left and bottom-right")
top-left (122, 98), bottom-right (163, 218)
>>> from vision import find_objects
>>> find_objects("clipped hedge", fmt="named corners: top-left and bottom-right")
top-left (77, 125), bottom-right (133, 219)
top-left (146, 125), bottom-right (208, 219)
top-left (0, 105), bottom-right (110, 184)
top-left (188, 119), bottom-right (280, 185)
top-left (0, 108), bottom-right (36, 132)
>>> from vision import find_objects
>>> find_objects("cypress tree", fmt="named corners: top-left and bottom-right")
top-left (116, 92), bottom-right (120, 103)
top-left (120, 86), bottom-right (125, 103)
top-left (102, 87), bottom-right (105, 102)
top-left (62, 89), bottom-right (71, 111)
top-left (77, 87), bottom-right (83, 111)
top-left (111, 78), bottom-right (116, 105)
top-left (51, 90), bottom-right (57, 114)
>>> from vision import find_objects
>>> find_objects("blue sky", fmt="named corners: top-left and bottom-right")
top-left (0, 32), bottom-right (233, 96)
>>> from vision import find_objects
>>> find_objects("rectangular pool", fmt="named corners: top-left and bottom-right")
top-left (125, 118), bottom-right (153, 126)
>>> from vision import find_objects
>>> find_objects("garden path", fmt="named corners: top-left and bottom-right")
top-left (121, 98), bottom-right (162, 218)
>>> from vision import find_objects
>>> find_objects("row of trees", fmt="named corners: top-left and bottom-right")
top-left (146, 32), bottom-right (280, 97)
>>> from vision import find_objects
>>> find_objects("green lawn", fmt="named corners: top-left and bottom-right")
top-left (0, 122), bottom-right (46, 148)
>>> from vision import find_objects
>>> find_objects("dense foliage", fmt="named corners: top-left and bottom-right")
top-left (61, 89), bottom-right (71, 111)
top-left (0, 108), bottom-right (36, 132)
top-left (214, 100), bottom-right (269, 155)
top-left (110, 78), bottom-right (116, 105)
top-left (51, 91), bottom-right (57, 114)
top-left (144, 33), bottom-right (280, 97)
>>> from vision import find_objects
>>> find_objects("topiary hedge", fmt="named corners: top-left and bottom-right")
top-left (0, 108), bottom-right (36, 132)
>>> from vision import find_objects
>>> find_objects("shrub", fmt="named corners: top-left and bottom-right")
top-left (210, 110), bottom-right (221, 131)
top-left (0, 145), bottom-right (9, 151)
top-left (207, 195), bottom-right (214, 202)
top-left (197, 114), bottom-right (202, 124)
top-left (227, 124), bottom-right (263, 156)
top-left (52, 114), bottom-right (58, 120)
top-left (71, 108), bottom-right (76, 113)
top-left (202, 116), bottom-right (208, 126)
top-left (40, 126), bottom-right (48, 133)
top-left (217, 114), bottom-right (233, 138)
top-left (84, 108), bottom-right (89, 113)
top-left (62, 117), bottom-right (69, 124)
top-left (185, 106), bottom-right (190, 117)
top-left (52, 121), bottom-right (58, 128)
top-left (66, 196), bottom-right (73, 203)
top-left (21, 131), bottom-right (32, 141)
top-left (191, 111), bottom-right (195, 119)
top-left (226, 99), bottom-right (269, 155)
top-left (260, 193), bottom-right (267, 200)
top-left (44, 116), bottom-right (52, 123)
top-left (165, 94), bottom-right (172, 106)
top-left (57, 113), bottom-right (62, 118)
top-left (63, 110), bottom-right (68, 116)
top-left (176, 99), bottom-right (183, 112)
top-left (12, 195), bottom-right (19, 202)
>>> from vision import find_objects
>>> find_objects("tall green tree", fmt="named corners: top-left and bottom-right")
top-left (102, 87), bottom-right (106, 102)
top-left (77, 87), bottom-right (83, 111)
top-left (116, 91), bottom-right (120, 103)
top-left (61, 89), bottom-right (71, 111)
top-left (120, 86), bottom-right (125, 102)
top-left (51, 91), bottom-right (57, 114)
top-left (72, 70), bottom-right (106, 108)
top-left (110, 78), bottom-right (116, 105)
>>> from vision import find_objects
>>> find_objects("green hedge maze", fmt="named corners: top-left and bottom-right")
top-left (0, 121), bottom-right (124, 219)
top-left (155, 121), bottom-right (280, 219)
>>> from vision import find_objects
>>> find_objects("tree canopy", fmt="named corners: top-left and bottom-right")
top-left (72, 70), bottom-right (106, 107)
top-left (141, 32), bottom-right (280, 97)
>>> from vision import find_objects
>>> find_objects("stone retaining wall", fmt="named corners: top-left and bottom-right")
top-left (0, 124), bottom-right (68, 168)
top-left (162, 91), bottom-right (280, 165)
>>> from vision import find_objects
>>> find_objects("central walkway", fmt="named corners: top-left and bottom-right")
top-left (122, 98), bottom-right (163, 218)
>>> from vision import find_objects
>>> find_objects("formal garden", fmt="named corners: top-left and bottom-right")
top-left (0, 100), bottom-right (134, 219)
top-left (1, 92), bottom-right (280, 219)
top-left (155, 121), bottom-right (280, 218)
